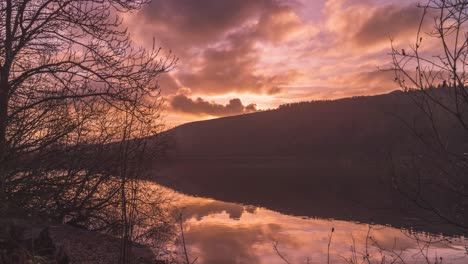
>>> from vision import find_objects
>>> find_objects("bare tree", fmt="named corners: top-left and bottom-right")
top-left (388, 0), bottom-right (468, 231)
top-left (0, 0), bottom-right (177, 254)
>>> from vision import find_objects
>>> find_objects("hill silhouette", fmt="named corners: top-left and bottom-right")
top-left (154, 88), bottom-right (467, 236)
top-left (168, 91), bottom-right (416, 158)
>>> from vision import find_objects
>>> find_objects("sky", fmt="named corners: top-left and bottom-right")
top-left (124, 0), bottom-right (425, 126)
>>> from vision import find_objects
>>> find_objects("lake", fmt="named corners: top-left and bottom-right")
top-left (152, 185), bottom-right (468, 264)
top-left (150, 157), bottom-right (468, 263)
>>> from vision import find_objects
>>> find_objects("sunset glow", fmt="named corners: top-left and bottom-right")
top-left (2, 0), bottom-right (468, 263)
top-left (124, 0), bottom-right (424, 125)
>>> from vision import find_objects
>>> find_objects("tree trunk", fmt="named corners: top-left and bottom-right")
top-left (0, 71), bottom-right (9, 204)
top-left (1, 0), bottom-right (12, 205)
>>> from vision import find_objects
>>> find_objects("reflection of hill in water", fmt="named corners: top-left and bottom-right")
top-left (169, 186), bottom-right (468, 264)
top-left (153, 89), bottom-right (468, 236)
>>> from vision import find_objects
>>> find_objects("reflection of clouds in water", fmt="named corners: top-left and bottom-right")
top-left (179, 204), bottom-right (468, 264)
top-left (178, 200), bottom-right (256, 221)
top-left (156, 184), bottom-right (467, 263)
top-left (147, 183), bottom-right (467, 263)
top-left (184, 217), bottom-right (286, 264)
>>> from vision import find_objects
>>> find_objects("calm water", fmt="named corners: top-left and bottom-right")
top-left (153, 184), bottom-right (468, 264)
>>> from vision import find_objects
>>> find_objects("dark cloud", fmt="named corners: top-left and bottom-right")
top-left (354, 5), bottom-right (428, 46)
top-left (170, 94), bottom-right (258, 117)
top-left (245, 103), bottom-right (258, 113)
top-left (138, 0), bottom-right (280, 47)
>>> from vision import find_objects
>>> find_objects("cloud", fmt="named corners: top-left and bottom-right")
top-left (124, 0), bottom-right (435, 124)
top-left (157, 73), bottom-right (181, 96)
top-left (354, 5), bottom-right (428, 47)
top-left (267, 86), bottom-right (283, 95)
top-left (176, 30), bottom-right (301, 95)
top-left (130, 0), bottom-right (305, 96)
top-left (307, 0), bottom-right (425, 62)
top-left (136, 0), bottom-right (283, 49)
top-left (170, 93), bottom-right (258, 117)
top-left (255, 4), bottom-right (315, 43)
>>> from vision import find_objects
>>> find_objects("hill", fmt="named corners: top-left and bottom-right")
top-left (168, 91), bottom-right (415, 158)
top-left (154, 89), bottom-right (468, 236)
